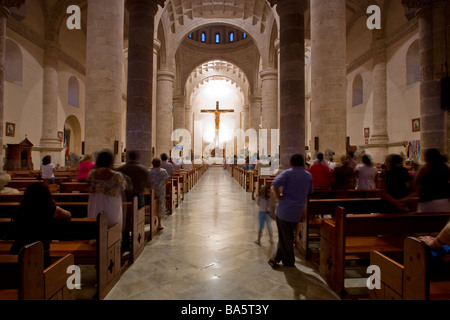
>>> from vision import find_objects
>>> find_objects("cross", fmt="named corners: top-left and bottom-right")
top-left (201, 101), bottom-right (234, 131)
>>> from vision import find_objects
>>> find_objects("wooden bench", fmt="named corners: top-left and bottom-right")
top-left (0, 241), bottom-right (75, 300)
top-left (320, 206), bottom-right (450, 299)
top-left (144, 191), bottom-right (159, 241)
top-left (122, 198), bottom-right (146, 263)
top-left (59, 182), bottom-right (89, 193)
top-left (165, 180), bottom-right (176, 214)
top-left (298, 197), bottom-right (387, 262)
top-left (0, 211), bottom-right (121, 300)
top-left (370, 237), bottom-right (450, 300)
top-left (172, 176), bottom-right (182, 208)
top-left (0, 196), bottom-right (145, 264)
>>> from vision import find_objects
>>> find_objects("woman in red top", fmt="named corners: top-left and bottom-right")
top-left (77, 154), bottom-right (95, 182)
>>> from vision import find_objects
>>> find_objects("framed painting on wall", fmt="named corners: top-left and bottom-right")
top-left (5, 122), bottom-right (15, 137)
top-left (57, 131), bottom-right (64, 142)
top-left (364, 127), bottom-right (370, 138)
top-left (412, 118), bottom-right (420, 132)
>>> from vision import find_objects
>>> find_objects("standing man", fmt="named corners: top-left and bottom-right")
top-left (268, 154), bottom-right (313, 268)
top-left (117, 150), bottom-right (149, 210)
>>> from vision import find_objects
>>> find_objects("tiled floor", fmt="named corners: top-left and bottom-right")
top-left (105, 166), bottom-right (339, 300)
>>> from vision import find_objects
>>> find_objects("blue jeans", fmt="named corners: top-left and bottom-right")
top-left (430, 245), bottom-right (450, 272)
top-left (258, 211), bottom-right (272, 233)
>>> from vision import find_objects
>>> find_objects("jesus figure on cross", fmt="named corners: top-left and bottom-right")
top-left (201, 101), bottom-right (234, 131)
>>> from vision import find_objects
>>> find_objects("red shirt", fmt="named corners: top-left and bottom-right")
top-left (308, 161), bottom-right (335, 188)
top-left (77, 161), bottom-right (95, 181)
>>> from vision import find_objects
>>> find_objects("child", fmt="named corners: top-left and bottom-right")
top-left (41, 155), bottom-right (56, 184)
top-left (255, 184), bottom-right (274, 245)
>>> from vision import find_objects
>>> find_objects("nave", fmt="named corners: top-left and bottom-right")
top-left (105, 166), bottom-right (338, 300)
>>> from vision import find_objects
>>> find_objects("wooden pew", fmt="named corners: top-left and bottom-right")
top-left (298, 196), bottom-right (387, 262)
top-left (0, 193), bottom-right (90, 203)
top-left (165, 180), bottom-right (176, 214)
top-left (172, 176), bottom-right (181, 207)
top-left (320, 206), bottom-right (450, 299)
top-left (174, 171), bottom-right (189, 198)
top-left (144, 191), bottom-right (159, 241)
top-left (370, 237), bottom-right (450, 300)
top-left (0, 241), bottom-right (75, 300)
top-left (0, 196), bottom-right (145, 264)
top-left (59, 182), bottom-right (89, 193)
top-left (122, 198), bottom-right (146, 263)
top-left (0, 211), bottom-right (121, 300)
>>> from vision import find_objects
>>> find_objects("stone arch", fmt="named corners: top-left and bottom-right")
top-left (406, 40), bottom-right (420, 86)
top-left (5, 39), bottom-right (23, 85)
top-left (63, 115), bottom-right (82, 156)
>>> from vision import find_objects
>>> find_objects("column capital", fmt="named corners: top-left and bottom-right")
top-left (44, 40), bottom-right (61, 58)
top-left (157, 69), bottom-right (175, 81)
top-left (154, 38), bottom-right (161, 51)
top-left (173, 95), bottom-right (185, 105)
top-left (260, 69), bottom-right (278, 81)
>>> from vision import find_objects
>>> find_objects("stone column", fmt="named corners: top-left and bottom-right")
top-left (156, 70), bottom-right (175, 157)
top-left (40, 41), bottom-right (63, 164)
top-left (369, 30), bottom-right (389, 163)
top-left (249, 95), bottom-right (262, 133)
top-left (126, 0), bottom-right (162, 167)
top-left (85, 0), bottom-right (124, 165)
top-left (260, 69), bottom-right (278, 156)
top-left (173, 95), bottom-right (186, 131)
top-left (152, 39), bottom-right (161, 158)
top-left (310, 0), bottom-right (347, 160)
top-left (241, 104), bottom-right (249, 132)
top-left (185, 104), bottom-right (193, 150)
top-left (0, 1), bottom-right (24, 165)
top-left (270, 0), bottom-right (308, 168)
top-left (417, 2), bottom-right (445, 153)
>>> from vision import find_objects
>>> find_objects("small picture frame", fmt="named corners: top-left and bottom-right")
top-left (57, 131), bottom-right (64, 142)
top-left (364, 127), bottom-right (370, 138)
top-left (5, 122), bottom-right (15, 137)
top-left (412, 118), bottom-right (420, 132)
top-left (365, 139), bottom-right (369, 145)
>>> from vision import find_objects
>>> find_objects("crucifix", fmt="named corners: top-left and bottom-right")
top-left (201, 101), bottom-right (234, 146)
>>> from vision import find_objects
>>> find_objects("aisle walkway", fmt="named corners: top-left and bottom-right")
top-left (105, 167), bottom-right (338, 300)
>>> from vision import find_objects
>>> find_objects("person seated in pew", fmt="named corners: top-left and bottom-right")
top-left (77, 154), bottom-right (95, 182)
top-left (149, 157), bottom-right (169, 231)
top-left (378, 154), bottom-right (412, 212)
top-left (7, 183), bottom-right (72, 267)
top-left (332, 156), bottom-right (357, 190)
top-left (356, 154), bottom-right (378, 190)
top-left (404, 148), bottom-right (450, 213)
top-left (308, 152), bottom-right (334, 190)
top-left (419, 221), bottom-right (450, 272)
top-left (87, 149), bottom-right (127, 229)
top-left (160, 153), bottom-right (174, 178)
top-left (116, 150), bottom-right (149, 210)
top-left (40, 155), bottom-right (56, 185)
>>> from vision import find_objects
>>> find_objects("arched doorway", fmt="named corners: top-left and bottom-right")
top-left (63, 115), bottom-right (82, 165)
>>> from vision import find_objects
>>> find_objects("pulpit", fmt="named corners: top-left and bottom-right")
top-left (3, 137), bottom-right (34, 171)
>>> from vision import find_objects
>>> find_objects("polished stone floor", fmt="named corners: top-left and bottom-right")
top-left (105, 166), bottom-right (339, 300)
